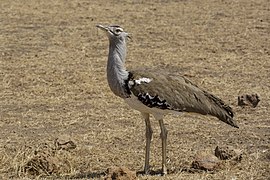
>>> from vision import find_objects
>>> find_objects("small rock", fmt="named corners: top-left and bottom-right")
top-left (192, 151), bottom-right (221, 171)
top-left (104, 166), bottom-right (136, 180)
top-left (215, 146), bottom-right (242, 161)
top-left (238, 93), bottom-right (260, 108)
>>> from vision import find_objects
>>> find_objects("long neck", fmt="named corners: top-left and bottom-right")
top-left (107, 38), bottom-right (129, 98)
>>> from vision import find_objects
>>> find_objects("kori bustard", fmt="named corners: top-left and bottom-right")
top-left (96, 24), bottom-right (238, 175)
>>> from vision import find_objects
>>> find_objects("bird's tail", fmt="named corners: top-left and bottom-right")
top-left (204, 91), bottom-right (239, 128)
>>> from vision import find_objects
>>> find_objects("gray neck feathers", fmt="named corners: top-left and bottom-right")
top-left (107, 37), bottom-right (129, 98)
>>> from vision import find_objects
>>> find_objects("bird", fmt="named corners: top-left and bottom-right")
top-left (96, 24), bottom-right (239, 175)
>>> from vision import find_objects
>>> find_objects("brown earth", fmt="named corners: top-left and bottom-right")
top-left (0, 0), bottom-right (269, 179)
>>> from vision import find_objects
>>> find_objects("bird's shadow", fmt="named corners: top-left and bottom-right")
top-left (136, 169), bottom-right (164, 176)
top-left (136, 167), bottom-right (201, 176)
top-left (65, 167), bottom-right (200, 179)
top-left (66, 170), bottom-right (163, 179)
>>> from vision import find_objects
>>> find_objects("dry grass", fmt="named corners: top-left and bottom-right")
top-left (0, 0), bottom-right (269, 179)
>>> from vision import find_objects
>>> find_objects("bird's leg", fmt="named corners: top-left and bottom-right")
top-left (142, 113), bottom-right (152, 174)
top-left (158, 118), bottom-right (168, 175)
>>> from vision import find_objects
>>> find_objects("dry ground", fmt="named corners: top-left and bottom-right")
top-left (0, 0), bottom-right (269, 179)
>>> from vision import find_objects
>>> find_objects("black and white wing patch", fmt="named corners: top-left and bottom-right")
top-left (127, 73), bottom-right (172, 110)
top-left (137, 93), bottom-right (170, 109)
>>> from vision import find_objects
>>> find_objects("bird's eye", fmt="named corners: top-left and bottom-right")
top-left (115, 28), bottom-right (123, 34)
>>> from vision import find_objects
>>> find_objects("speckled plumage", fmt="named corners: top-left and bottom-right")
top-left (126, 69), bottom-right (236, 127)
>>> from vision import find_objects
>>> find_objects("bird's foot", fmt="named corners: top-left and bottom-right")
top-left (144, 167), bottom-right (150, 175)
top-left (162, 165), bottom-right (167, 175)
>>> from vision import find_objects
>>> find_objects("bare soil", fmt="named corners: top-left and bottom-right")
top-left (0, 0), bottom-right (269, 179)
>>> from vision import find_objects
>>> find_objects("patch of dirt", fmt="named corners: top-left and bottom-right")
top-left (215, 146), bottom-right (242, 161)
top-left (23, 140), bottom-right (77, 177)
top-left (192, 151), bottom-right (221, 171)
top-left (24, 147), bottom-right (59, 176)
top-left (238, 94), bottom-right (260, 108)
top-left (105, 166), bottom-right (136, 180)
top-left (191, 146), bottom-right (243, 172)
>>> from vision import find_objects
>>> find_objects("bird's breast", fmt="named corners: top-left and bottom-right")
top-left (125, 94), bottom-right (164, 114)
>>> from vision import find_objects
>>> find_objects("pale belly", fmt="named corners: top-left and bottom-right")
top-left (124, 94), bottom-right (181, 117)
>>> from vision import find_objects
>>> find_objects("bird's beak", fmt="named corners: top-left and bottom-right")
top-left (96, 24), bottom-right (132, 40)
top-left (127, 34), bottom-right (132, 40)
top-left (96, 24), bottom-right (108, 32)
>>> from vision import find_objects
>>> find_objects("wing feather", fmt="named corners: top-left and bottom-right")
top-left (128, 69), bottom-right (238, 128)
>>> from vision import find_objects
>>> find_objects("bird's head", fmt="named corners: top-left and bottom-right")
top-left (96, 24), bottom-right (131, 43)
